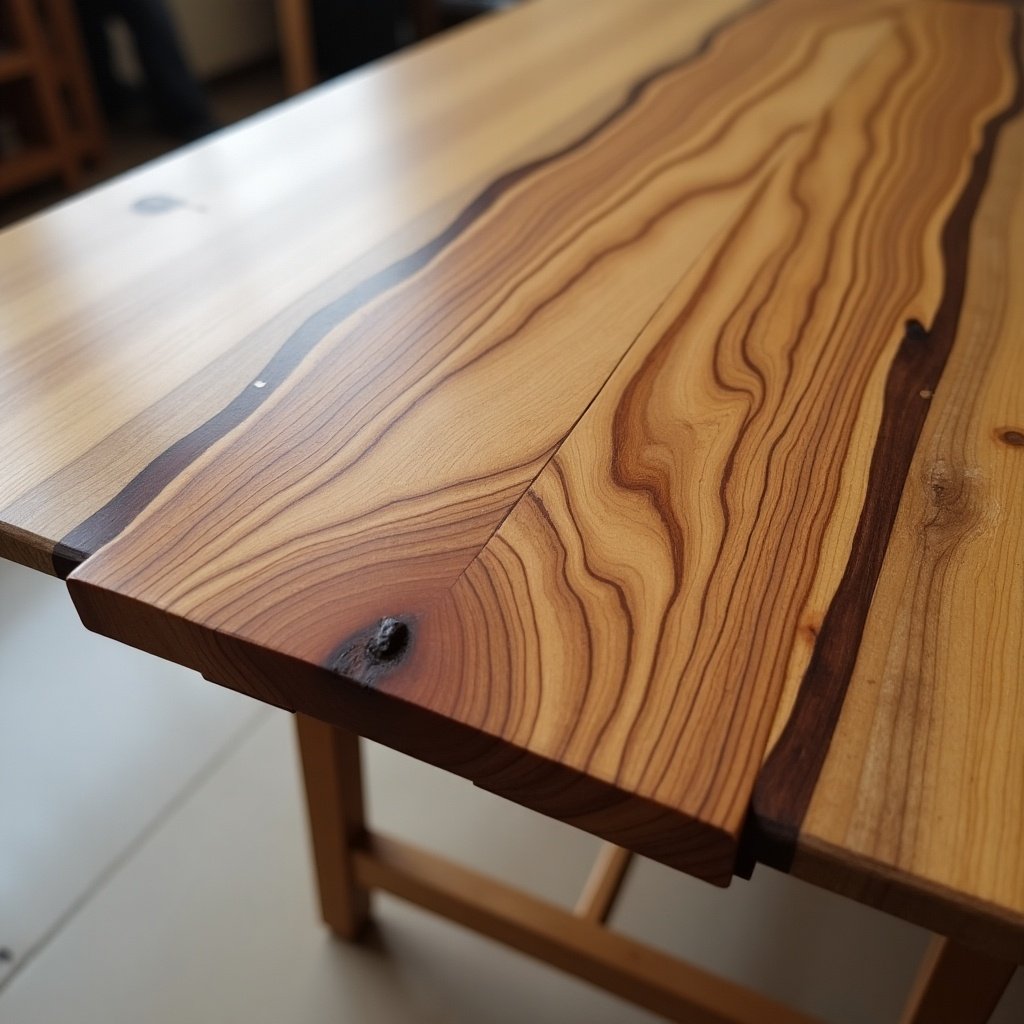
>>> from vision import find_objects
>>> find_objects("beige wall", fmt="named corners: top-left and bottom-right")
top-left (111, 0), bottom-right (277, 82)
top-left (169, 0), bottom-right (277, 79)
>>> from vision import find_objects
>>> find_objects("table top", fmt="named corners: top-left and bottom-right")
top-left (1, 0), bottom-right (1021, 960)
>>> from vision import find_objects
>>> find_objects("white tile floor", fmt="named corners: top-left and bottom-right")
top-left (1, 558), bottom-right (1020, 1023)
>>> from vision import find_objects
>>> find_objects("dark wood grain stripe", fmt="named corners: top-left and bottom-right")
top-left (751, 8), bottom-right (1024, 869)
top-left (51, 0), bottom-right (768, 579)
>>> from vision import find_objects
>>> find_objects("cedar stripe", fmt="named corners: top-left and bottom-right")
top-left (51, 0), bottom-right (768, 579)
top-left (751, 8), bottom-right (1024, 869)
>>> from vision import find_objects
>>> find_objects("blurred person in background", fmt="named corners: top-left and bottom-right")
top-left (74, 0), bottom-right (216, 141)
top-left (311, 0), bottom-right (405, 78)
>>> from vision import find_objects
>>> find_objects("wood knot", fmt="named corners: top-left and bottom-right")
top-left (996, 427), bottom-right (1024, 447)
top-left (921, 459), bottom-right (985, 544)
top-left (926, 461), bottom-right (964, 512)
top-left (327, 616), bottom-right (414, 686)
top-left (366, 617), bottom-right (409, 662)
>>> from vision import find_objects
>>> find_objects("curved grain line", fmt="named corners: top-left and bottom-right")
top-left (546, 459), bottom-right (636, 769)
top-left (752, 8), bottom-right (1024, 868)
top-left (71, 37), bottom-right (825, 600)
top-left (680, 29), bottom-right (917, 817)
top-left (52, 0), bottom-right (772, 578)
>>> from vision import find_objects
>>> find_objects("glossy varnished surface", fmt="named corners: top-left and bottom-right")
top-left (756, 36), bottom-right (1024, 957)
top-left (1, 0), bottom-right (1022, 947)
top-left (2, 0), bottom-right (748, 572)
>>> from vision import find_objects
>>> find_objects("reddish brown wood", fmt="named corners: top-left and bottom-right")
top-left (899, 937), bottom-right (1016, 1024)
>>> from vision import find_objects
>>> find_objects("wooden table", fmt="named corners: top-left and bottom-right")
top-left (2, 0), bottom-right (1021, 1019)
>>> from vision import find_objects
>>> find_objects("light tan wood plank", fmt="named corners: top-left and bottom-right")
top-left (0, 0), bottom-right (754, 573)
top-left (388, 0), bottom-right (1016, 879)
top-left (61, 0), bottom-right (1022, 886)
top-left (756, 17), bottom-right (1024, 958)
top-left (575, 844), bottom-right (634, 924)
top-left (62, 0), bottom-right (921, 882)
top-left (294, 715), bottom-right (371, 939)
top-left (4, 0), bottom-right (1022, 936)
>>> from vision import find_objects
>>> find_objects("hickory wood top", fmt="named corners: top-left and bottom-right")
top-left (1, 0), bottom-right (1022, 956)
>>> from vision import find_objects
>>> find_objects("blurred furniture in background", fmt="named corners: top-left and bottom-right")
top-left (0, 0), bottom-right (103, 196)
top-left (275, 0), bottom-right (516, 95)
top-left (274, 0), bottom-right (314, 95)
top-left (74, 0), bottom-right (215, 142)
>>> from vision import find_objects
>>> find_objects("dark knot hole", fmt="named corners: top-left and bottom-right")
top-left (366, 617), bottom-right (410, 663)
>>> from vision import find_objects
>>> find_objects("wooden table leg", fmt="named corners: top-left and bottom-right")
top-left (294, 716), bottom-right (1018, 1020)
top-left (275, 0), bottom-right (317, 95)
top-left (294, 714), bottom-right (371, 939)
top-left (574, 844), bottom-right (634, 924)
top-left (900, 936), bottom-right (1017, 1024)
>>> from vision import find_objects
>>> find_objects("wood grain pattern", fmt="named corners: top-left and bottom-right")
top-left (756, 19), bottom-right (1024, 959)
top-left (1, 0), bottom-right (1022, 942)
top-left (64, 0), bottom-right (915, 882)
top-left (0, 0), bottom-right (754, 572)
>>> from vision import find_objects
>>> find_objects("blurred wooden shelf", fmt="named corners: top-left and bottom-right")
top-left (0, 145), bottom-right (61, 191)
top-left (0, 0), bottom-right (104, 199)
top-left (0, 48), bottom-right (32, 81)
top-left (0, 129), bottom-right (92, 191)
